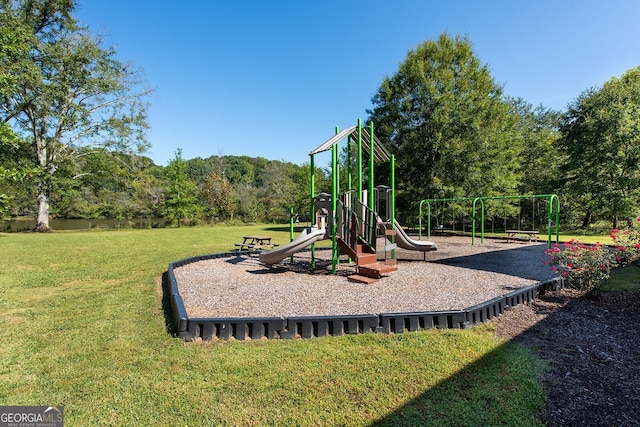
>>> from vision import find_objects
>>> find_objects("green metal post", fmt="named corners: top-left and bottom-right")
top-left (472, 198), bottom-right (477, 246)
top-left (347, 128), bottom-right (352, 192)
top-left (471, 198), bottom-right (485, 245)
top-left (427, 202), bottom-right (432, 239)
top-left (368, 121), bottom-right (374, 210)
top-left (428, 202), bottom-right (432, 238)
top-left (390, 154), bottom-right (396, 259)
top-left (331, 143), bottom-right (338, 273)
top-left (335, 126), bottom-right (340, 196)
top-left (309, 154), bottom-right (315, 268)
top-left (289, 206), bottom-right (294, 263)
top-left (481, 199), bottom-right (485, 244)
top-left (357, 118), bottom-right (363, 203)
top-left (418, 199), bottom-right (428, 239)
top-left (548, 194), bottom-right (560, 247)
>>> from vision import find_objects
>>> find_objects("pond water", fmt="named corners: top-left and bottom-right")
top-left (1, 218), bottom-right (166, 232)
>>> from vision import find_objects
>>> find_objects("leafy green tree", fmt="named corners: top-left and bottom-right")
top-left (0, 124), bottom-right (35, 216)
top-left (202, 172), bottom-right (236, 221)
top-left (559, 66), bottom-right (640, 229)
top-left (1, 0), bottom-right (151, 231)
top-left (161, 149), bottom-right (200, 227)
top-left (129, 159), bottom-right (164, 223)
top-left (0, 8), bottom-right (36, 216)
top-left (185, 156), bottom-right (217, 183)
top-left (507, 98), bottom-right (562, 195)
top-left (43, 148), bottom-right (151, 221)
top-left (367, 33), bottom-right (522, 220)
top-left (256, 161), bottom-right (297, 222)
top-left (201, 157), bottom-right (237, 221)
top-left (224, 156), bottom-right (255, 187)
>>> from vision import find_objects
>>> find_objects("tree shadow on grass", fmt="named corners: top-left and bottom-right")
top-left (370, 337), bottom-right (545, 426)
top-left (371, 290), bottom-right (640, 426)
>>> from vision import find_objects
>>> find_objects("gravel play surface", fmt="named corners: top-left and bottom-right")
top-left (172, 235), bottom-right (557, 319)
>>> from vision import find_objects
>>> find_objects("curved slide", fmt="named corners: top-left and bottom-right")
top-left (259, 226), bottom-right (327, 265)
top-left (392, 220), bottom-right (438, 252)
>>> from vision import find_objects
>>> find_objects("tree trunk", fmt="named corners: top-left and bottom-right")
top-left (612, 216), bottom-right (618, 230)
top-left (33, 133), bottom-right (54, 232)
top-left (581, 210), bottom-right (592, 228)
top-left (34, 190), bottom-right (52, 232)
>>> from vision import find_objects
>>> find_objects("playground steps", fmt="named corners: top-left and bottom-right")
top-left (347, 274), bottom-right (379, 284)
top-left (356, 252), bottom-right (377, 265)
top-left (339, 238), bottom-right (398, 284)
top-left (337, 238), bottom-right (375, 263)
top-left (348, 261), bottom-right (398, 283)
top-left (358, 261), bottom-right (398, 277)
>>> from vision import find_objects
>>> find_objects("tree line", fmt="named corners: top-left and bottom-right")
top-left (2, 2), bottom-right (640, 231)
top-left (0, 145), bottom-right (331, 225)
top-left (368, 34), bottom-right (640, 230)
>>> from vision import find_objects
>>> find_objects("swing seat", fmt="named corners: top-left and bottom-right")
top-left (432, 224), bottom-right (445, 235)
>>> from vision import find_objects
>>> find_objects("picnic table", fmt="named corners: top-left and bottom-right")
top-left (234, 236), bottom-right (278, 251)
top-left (506, 230), bottom-right (539, 243)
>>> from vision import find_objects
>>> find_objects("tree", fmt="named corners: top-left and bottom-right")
top-left (129, 157), bottom-right (163, 223)
top-left (559, 66), bottom-right (640, 229)
top-left (161, 149), bottom-right (200, 227)
top-left (1, 0), bottom-right (151, 231)
top-left (48, 149), bottom-right (158, 221)
top-left (201, 157), bottom-right (237, 221)
top-left (257, 160), bottom-right (301, 223)
top-left (367, 33), bottom-right (522, 220)
top-left (0, 2), bottom-right (37, 216)
top-left (510, 99), bottom-right (562, 195)
top-left (0, 123), bottom-right (35, 216)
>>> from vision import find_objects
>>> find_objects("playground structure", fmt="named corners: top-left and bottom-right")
top-left (259, 119), bottom-right (437, 283)
top-left (167, 120), bottom-right (566, 342)
top-left (418, 194), bottom-right (560, 247)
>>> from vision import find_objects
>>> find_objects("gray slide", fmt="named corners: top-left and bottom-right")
top-left (259, 226), bottom-right (327, 265)
top-left (392, 220), bottom-right (438, 252)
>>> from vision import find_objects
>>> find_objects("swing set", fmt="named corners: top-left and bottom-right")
top-left (418, 194), bottom-right (560, 247)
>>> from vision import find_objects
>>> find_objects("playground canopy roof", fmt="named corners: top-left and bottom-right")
top-left (310, 125), bottom-right (391, 162)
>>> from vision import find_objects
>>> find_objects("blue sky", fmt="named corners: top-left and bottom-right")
top-left (76, 0), bottom-right (640, 166)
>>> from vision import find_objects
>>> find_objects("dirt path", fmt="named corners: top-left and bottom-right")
top-left (492, 289), bottom-right (640, 426)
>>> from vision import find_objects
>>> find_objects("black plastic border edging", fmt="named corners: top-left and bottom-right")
top-left (167, 252), bottom-right (565, 341)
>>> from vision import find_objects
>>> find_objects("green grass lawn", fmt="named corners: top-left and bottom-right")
top-left (2, 225), bottom-right (550, 425)
top-left (605, 260), bottom-right (640, 291)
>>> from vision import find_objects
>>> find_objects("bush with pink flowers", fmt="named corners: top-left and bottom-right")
top-left (610, 217), bottom-right (640, 266)
top-left (545, 240), bottom-right (614, 293)
top-left (545, 216), bottom-right (640, 294)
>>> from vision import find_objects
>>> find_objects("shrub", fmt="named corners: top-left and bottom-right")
top-left (545, 240), bottom-right (614, 294)
top-left (611, 217), bottom-right (640, 266)
top-left (545, 216), bottom-right (640, 295)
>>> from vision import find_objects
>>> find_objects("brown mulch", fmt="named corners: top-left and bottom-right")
top-left (492, 288), bottom-right (640, 426)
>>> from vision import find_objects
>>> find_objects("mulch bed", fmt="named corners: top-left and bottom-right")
top-left (492, 288), bottom-right (640, 426)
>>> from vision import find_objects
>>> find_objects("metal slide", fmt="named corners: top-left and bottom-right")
top-left (392, 220), bottom-right (438, 252)
top-left (259, 226), bottom-right (327, 265)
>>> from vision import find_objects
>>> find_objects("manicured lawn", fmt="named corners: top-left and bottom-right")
top-left (606, 261), bottom-right (640, 291)
top-left (557, 233), bottom-right (614, 245)
top-left (0, 225), bottom-right (546, 425)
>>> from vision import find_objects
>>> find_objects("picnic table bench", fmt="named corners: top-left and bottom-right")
top-left (506, 230), bottom-right (539, 243)
top-left (432, 224), bottom-right (446, 235)
top-left (234, 236), bottom-right (278, 251)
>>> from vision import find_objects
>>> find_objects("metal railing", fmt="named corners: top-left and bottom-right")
top-left (338, 193), bottom-right (376, 251)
